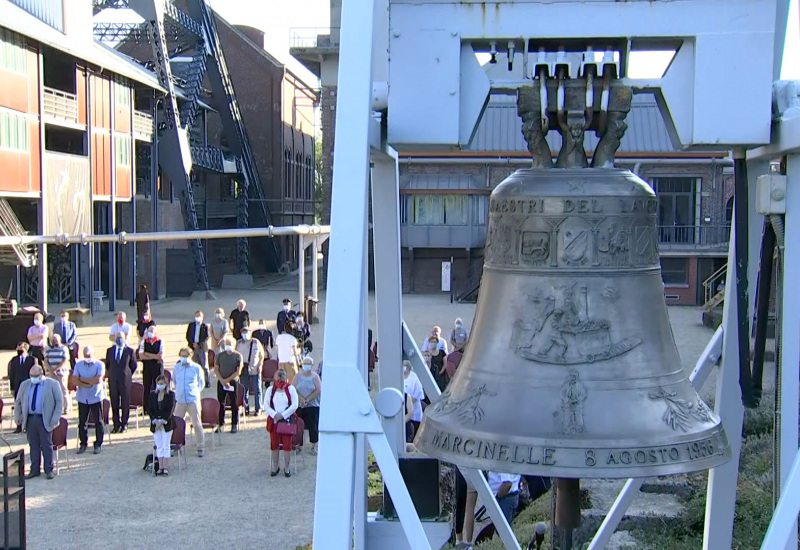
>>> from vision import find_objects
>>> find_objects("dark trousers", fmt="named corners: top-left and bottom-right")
top-left (108, 376), bottom-right (130, 429)
top-left (497, 492), bottom-right (519, 526)
top-left (217, 381), bottom-right (239, 427)
top-left (78, 401), bottom-right (104, 448)
top-left (296, 406), bottom-right (319, 443)
top-left (26, 414), bottom-right (53, 474)
top-left (142, 362), bottom-right (163, 412)
top-left (241, 372), bottom-right (261, 412)
top-left (455, 469), bottom-right (468, 534)
top-left (30, 346), bottom-right (44, 366)
top-left (67, 347), bottom-right (77, 369)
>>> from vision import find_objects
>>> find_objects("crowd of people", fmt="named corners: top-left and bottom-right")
top-left (8, 290), bottom-right (321, 479)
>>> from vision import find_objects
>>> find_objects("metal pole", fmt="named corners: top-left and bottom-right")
top-left (109, 77), bottom-right (117, 313)
top-left (36, 48), bottom-right (47, 313)
top-left (86, 69), bottom-right (94, 313)
top-left (130, 86), bottom-right (137, 306)
top-left (312, 236), bottom-right (319, 301)
top-left (151, 94), bottom-right (159, 299)
top-left (299, 234), bottom-right (306, 310)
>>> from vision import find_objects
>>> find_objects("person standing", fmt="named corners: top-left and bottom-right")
top-left (214, 337), bottom-right (243, 433)
top-left (138, 325), bottom-right (164, 411)
top-left (14, 365), bottom-right (63, 479)
top-left (265, 369), bottom-right (299, 477)
top-left (421, 326), bottom-right (449, 354)
top-left (275, 319), bottom-right (301, 381)
top-left (292, 357), bottom-right (321, 454)
top-left (236, 326), bottom-right (264, 416)
top-left (209, 307), bottom-right (229, 371)
top-left (105, 332), bottom-right (137, 433)
top-left (8, 343), bottom-right (34, 433)
top-left (44, 334), bottom-right (71, 414)
top-left (294, 312), bottom-right (313, 354)
top-left (136, 306), bottom-right (156, 342)
top-left (135, 284), bottom-right (150, 325)
top-left (27, 312), bottom-right (48, 366)
top-left (52, 311), bottom-right (78, 368)
top-left (449, 318), bottom-right (469, 352)
top-left (173, 348), bottom-right (205, 457)
top-left (71, 346), bottom-right (105, 455)
top-left (487, 472), bottom-right (522, 525)
top-left (186, 310), bottom-right (210, 389)
top-left (109, 311), bottom-right (133, 343)
top-left (403, 361), bottom-right (425, 434)
top-left (148, 374), bottom-right (175, 476)
top-left (276, 298), bottom-right (296, 334)
top-left (252, 319), bottom-right (274, 359)
top-left (229, 299), bottom-right (250, 340)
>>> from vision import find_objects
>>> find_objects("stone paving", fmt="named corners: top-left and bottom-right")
top-left (0, 283), bottom-right (721, 549)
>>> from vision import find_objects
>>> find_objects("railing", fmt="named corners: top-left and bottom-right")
top-left (288, 27), bottom-right (340, 49)
top-left (195, 200), bottom-right (238, 219)
top-left (456, 260), bottom-right (484, 302)
top-left (657, 224), bottom-right (730, 250)
top-left (0, 198), bottom-right (34, 268)
top-left (133, 111), bottom-right (153, 140)
top-left (702, 263), bottom-right (728, 306)
top-left (42, 87), bottom-right (78, 125)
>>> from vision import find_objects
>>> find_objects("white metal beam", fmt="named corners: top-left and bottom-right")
top-left (761, 448), bottom-right (800, 549)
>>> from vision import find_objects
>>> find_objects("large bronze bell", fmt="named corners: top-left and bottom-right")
top-left (415, 167), bottom-right (731, 477)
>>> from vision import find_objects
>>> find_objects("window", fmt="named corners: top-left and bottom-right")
top-left (295, 153), bottom-right (302, 200)
top-left (412, 195), bottom-right (468, 226)
top-left (0, 28), bottom-right (26, 74)
top-left (115, 135), bottom-right (131, 166)
top-left (114, 79), bottom-right (131, 107)
top-left (473, 195), bottom-right (488, 226)
top-left (725, 197), bottom-right (733, 225)
top-left (0, 111), bottom-right (29, 152)
top-left (652, 177), bottom-right (698, 244)
top-left (660, 258), bottom-right (689, 286)
top-left (283, 149), bottom-right (292, 199)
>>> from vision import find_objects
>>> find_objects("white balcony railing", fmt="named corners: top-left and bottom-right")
top-left (133, 111), bottom-right (153, 140)
top-left (289, 27), bottom-right (340, 49)
top-left (42, 87), bottom-right (78, 125)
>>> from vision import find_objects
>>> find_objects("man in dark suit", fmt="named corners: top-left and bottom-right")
top-left (186, 310), bottom-right (210, 388)
top-left (8, 342), bottom-right (35, 433)
top-left (104, 332), bottom-right (137, 433)
top-left (52, 311), bottom-right (78, 368)
top-left (276, 298), bottom-right (297, 334)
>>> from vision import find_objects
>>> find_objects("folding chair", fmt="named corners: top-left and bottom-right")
top-left (223, 383), bottom-right (246, 427)
top-left (200, 397), bottom-right (221, 448)
top-left (128, 382), bottom-right (144, 430)
top-left (52, 417), bottom-right (70, 473)
top-left (170, 416), bottom-right (188, 473)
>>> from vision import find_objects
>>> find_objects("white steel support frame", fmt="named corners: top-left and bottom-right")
top-left (311, 0), bottom-right (430, 548)
top-left (298, 233), bottom-right (329, 311)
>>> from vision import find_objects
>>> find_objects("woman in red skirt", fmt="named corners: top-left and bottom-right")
top-left (265, 370), bottom-right (299, 477)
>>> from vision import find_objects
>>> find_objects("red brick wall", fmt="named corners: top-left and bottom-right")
top-left (663, 257), bottom-right (698, 306)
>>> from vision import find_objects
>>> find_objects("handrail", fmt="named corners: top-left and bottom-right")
top-left (42, 87), bottom-right (79, 124)
top-left (702, 263), bottom-right (728, 305)
top-left (288, 27), bottom-right (341, 48)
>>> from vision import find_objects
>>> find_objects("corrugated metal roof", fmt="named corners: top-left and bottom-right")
top-left (400, 174), bottom-right (484, 190)
top-left (469, 95), bottom-right (675, 153)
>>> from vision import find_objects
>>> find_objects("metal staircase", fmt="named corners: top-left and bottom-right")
top-left (0, 199), bottom-right (35, 268)
top-left (94, 0), bottom-right (282, 277)
top-left (702, 263), bottom-right (727, 311)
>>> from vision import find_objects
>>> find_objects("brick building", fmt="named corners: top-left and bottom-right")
top-left (291, 13), bottom-right (731, 307)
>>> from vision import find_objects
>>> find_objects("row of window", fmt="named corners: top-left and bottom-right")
top-left (283, 149), bottom-right (314, 201)
top-left (0, 111), bottom-right (29, 152)
top-left (400, 195), bottom-right (488, 227)
top-left (0, 28), bottom-right (26, 74)
top-left (114, 79), bottom-right (131, 108)
top-left (115, 135), bottom-right (131, 166)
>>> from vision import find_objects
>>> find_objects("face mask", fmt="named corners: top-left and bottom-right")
top-left (16, 350), bottom-right (23, 356)
top-left (146, 331), bottom-right (155, 339)
top-left (60, 317), bottom-right (67, 322)
top-left (456, 323), bottom-right (462, 329)
top-left (83, 356), bottom-right (91, 360)
top-left (118, 318), bottom-right (124, 325)
top-left (30, 376), bottom-right (43, 385)
top-left (195, 316), bottom-right (202, 323)
top-left (297, 318), bottom-right (304, 325)
top-left (258, 323), bottom-right (265, 329)
top-left (180, 357), bottom-right (189, 364)
top-left (283, 305), bottom-right (290, 311)
top-left (156, 384), bottom-right (166, 391)
top-left (33, 319), bottom-right (41, 327)
top-left (242, 333), bottom-right (251, 340)
top-left (116, 338), bottom-right (124, 347)
top-left (302, 364), bottom-right (312, 373)
top-left (224, 345), bottom-right (232, 352)
top-left (215, 314), bottom-right (222, 320)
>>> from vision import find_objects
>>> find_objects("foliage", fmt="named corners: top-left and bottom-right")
top-left (314, 137), bottom-right (326, 224)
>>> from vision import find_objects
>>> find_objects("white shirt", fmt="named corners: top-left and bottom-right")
top-left (487, 472), bottom-right (521, 495)
top-left (421, 338), bottom-right (448, 354)
top-left (403, 370), bottom-right (425, 422)
top-left (264, 384), bottom-right (299, 420)
top-left (110, 322), bottom-right (132, 339)
top-left (275, 333), bottom-right (298, 363)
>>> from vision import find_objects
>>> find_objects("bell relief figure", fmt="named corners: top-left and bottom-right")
top-left (560, 370), bottom-right (587, 433)
top-left (556, 121), bottom-right (589, 168)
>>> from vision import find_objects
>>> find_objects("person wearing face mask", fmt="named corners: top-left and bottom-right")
top-left (136, 305), bottom-right (156, 342)
top-left (252, 319), bottom-right (274, 360)
top-left (148, 374), bottom-right (175, 476)
top-left (44, 334), bottom-right (71, 414)
top-left (14, 365), bottom-right (63, 479)
top-left (291, 357), bottom-right (321, 455)
top-left (402, 361), bottom-right (425, 435)
top-left (265, 369), bottom-right (299, 477)
top-left (52, 310), bottom-right (78, 369)
top-left (209, 307), bottom-right (230, 370)
top-left (449, 318), bottom-right (469, 352)
top-left (214, 337), bottom-right (243, 433)
top-left (275, 319), bottom-right (301, 381)
top-left (27, 312), bottom-right (48, 366)
top-left (8, 342), bottom-right (34, 433)
top-left (235, 327), bottom-right (264, 416)
top-left (276, 298), bottom-right (296, 334)
top-left (293, 312), bottom-right (313, 354)
top-left (105, 332), bottom-right (137, 433)
top-left (173, 348), bottom-right (205, 457)
top-left (135, 284), bottom-right (150, 327)
top-left (138, 325), bottom-right (165, 412)
top-left (109, 311), bottom-right (132, 343)
top-left (186, 310), bottom-right (210, 389)
top-left (71, 346), bottom-right (105, 455)
top-left (229, 299), bottom-right (250, 341)
top-left (421, 326), bottom-right (448, 355)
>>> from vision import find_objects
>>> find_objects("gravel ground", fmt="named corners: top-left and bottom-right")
top-left (0, 284), bottom-right (721, 550)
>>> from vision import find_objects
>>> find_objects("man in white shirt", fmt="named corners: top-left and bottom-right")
top-left (275, 320), bottom-right (301, 381)
top-left (402, 361), bottom-right (425, 434)
top-left (487, 471), bottom-right (521, 525)
top-left (235, 327), bottom-right (265, 415)
top-left (109, 311), bottom-right (133, 343)
top-left (421, 326), bottom-right (448, 354)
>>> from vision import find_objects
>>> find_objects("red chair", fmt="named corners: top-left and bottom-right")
top-left (445, 351), bottom-right (463, 379)
top-left (163, 369), bottom-right (172, 388)
top-left (170, 416), bottom-right (187, 472)
top-left (224, 383), bottom-right (246, 426)
top-left (200, 397), bottom-right (221, 448)
top-left (129, 382), bottom-right (144, 430)
top-left (52, 417), bottom-right (70, 473)
top-left (274, 415), bottom-right (305, 473)
top-left (262, 359), bottom-right (279, 383)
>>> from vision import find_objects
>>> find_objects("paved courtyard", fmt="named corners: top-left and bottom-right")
top-left (0, 285), bottom-right (717, 550)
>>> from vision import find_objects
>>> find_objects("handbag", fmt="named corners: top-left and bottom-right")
top-left (276, 417), bottom-right (297, 436)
